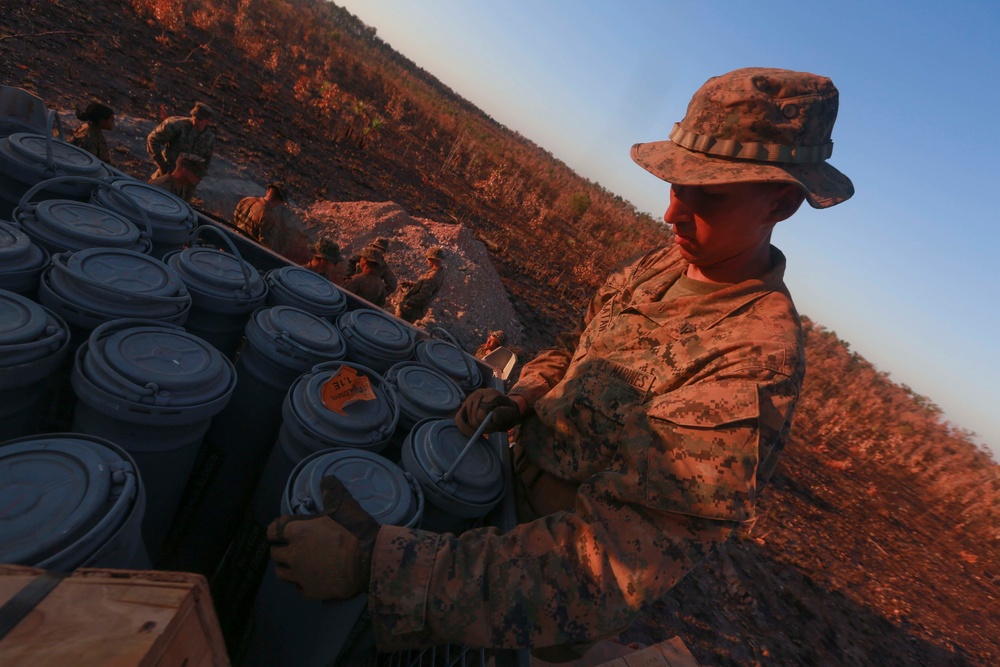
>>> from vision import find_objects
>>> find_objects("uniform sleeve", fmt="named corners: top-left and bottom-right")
top-left (368, 367), bottom-right (799, 651)
top-left (146, 119), bottom-right (177, 170)
top-left (200, 130), bottom-right (215, 170)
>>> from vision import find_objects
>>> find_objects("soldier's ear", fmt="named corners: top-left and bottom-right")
top-left (768, 185), bottom-right (806, 224)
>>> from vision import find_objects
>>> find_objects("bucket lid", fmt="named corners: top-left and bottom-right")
top-left (403, 418), bottom-right (504, 514)
top-left (245, 306), bottom-right (347, 367)
top-left (17, 200), bottom-right (149, 254)
top-left (285, 362), bottom-right (398, 448)
top-left (0, 434), bottom-right (140, 567)
top-left (165, 246), bottom-right (267, 309)
top-left (283, 449), bottom-right (421, 528)
top-left (0, 288), bottom-right (69, 368)
top-left (265, 266), bottom-right (347, 319)
top-left (339, 308), bottom-right (415, 357)
top-left (78, 322), bottom-right (235, 407)
top-left (415, 339), bottom-right (482, 391)
top-left (0, 133), bottom-right (108, 180)
top-left (91, 178), bottom-right (197, 243)
top-left (384, 361), bottom-right (465, 425)
top-left (0, 220), bottom-right (47, 273)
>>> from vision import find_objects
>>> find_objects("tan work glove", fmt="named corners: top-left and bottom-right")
top-left (267, 475), bottom-right (380, 601)
top-left (455, 388), bottom-right (522, 437)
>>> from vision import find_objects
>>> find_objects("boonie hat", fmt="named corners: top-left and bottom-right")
top-left (360, 246), bottom-right (384, 266)
top-left (426, 246), bottom-right (444, 260)
top-left (191, 102), bottom-right (214, 119)
top-left (314, 238), bottom-right (342, 263)
top-left (488, 330), bottom-right (505, 344)
top-left (371, 237), bottom-right (390, 252)
top-left (630, 67), bottom-right (853, 209)
top-left (267, 182), bottom-right (287, 202)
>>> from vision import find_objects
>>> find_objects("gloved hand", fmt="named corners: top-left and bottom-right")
top-left (267, 474), bottom-right (380, 601)
top-left (455, 388), bottom-right (522, 437)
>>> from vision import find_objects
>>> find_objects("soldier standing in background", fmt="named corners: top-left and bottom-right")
top-left (342, 246), bottom-right (387, 305)
top-left (146, 102), bottom-right (216, 200)
top-left (475, 330), bottom-right (506, 359)
top-left (267, 67), bottom-right (854, 656)
top-left (346, 237), bottom-right (397, 300)
top-left (69, 102), bottom-right (114, 163)
top-left (395, 246), bottom-right (445, 323)
top-left (233, 182), bottom-right (287, 246)
top-left (302, 237), bottom-right (347, 285)
top-left (148, 153), bottom-right (205, 202)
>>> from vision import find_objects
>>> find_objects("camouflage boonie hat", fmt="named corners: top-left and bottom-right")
top-left (630, 67), bottom-right (853, 209)
top-left (176, 153), bottom-right (206, 177)
top-left (489, 330), bottom-right (506, 344)
top-left (360, 246), bottom-right (384, 266)
top-left (191, 102), bottom-right (214, 119)
top-left (267, 182), bottom-right (287, 202)
top-left (314, 238), bottom-right (342, 263)
top-left (426, 246), bottom-right (444, 260)
top-left (371, 237), bottom-right (389, 252)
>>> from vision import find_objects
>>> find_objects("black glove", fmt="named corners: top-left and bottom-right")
top-left (455, 388), bottom-right (522, 437)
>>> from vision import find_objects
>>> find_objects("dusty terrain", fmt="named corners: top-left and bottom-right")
top-left (2, 2), bottom-right (998, 666)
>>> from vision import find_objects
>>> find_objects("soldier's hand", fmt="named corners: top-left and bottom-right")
top-left (268, 513), bottom-right (366, 600)
top-left (456, 388), bottom-right (522, 437)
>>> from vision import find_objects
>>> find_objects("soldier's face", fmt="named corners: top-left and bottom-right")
top-left (664, 183), bottom-right (790, 269)
top-left (194, 118), bottom-right (210, 131)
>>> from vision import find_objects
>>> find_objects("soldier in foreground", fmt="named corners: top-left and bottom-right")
top-left (268, 67), bottom-right (854, 653)
top-left (146, 102), bottom-right (216, 200)
top-left (148, 153), bottom-right (205, 202)
top-left (68, 102), bottom-right (114, 163)
top-left (342, 246), bottom-right (387, 305)
top-left (233, 182), bottom-right (287, 246)
top-left (346, 237), bottom-right (397, 301)
top-left (395, 246), bottom-right (445, 322)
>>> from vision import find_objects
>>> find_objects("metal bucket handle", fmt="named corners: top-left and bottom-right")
top-left (14, 175), bottom-right (154, 247)
top-left (190, 224), bottom-right (256, 297)
top-left (82, 318), bottom-right (188, 404)
top-left (428, 326), bottom-right (478, 386)
top-left (40, 109), bottom-right (64, 175)
top-left (49, 250), bottom-right (190, 309)
top-left (309, 360), bottom-right (401, 440)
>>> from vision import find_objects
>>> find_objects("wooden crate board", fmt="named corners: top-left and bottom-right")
top-left (0, 565), bottom-right (230, 667)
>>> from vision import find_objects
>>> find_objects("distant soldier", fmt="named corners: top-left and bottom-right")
top-left (69, 102), bottom-right (114, 163)
top-left (233, 182), bottom-right (287, 246)
top-left (148, 153), bottom-right (206, 202)
top-left (342, 246), bottom-right (386, 305)
top-left (147, 102), bottom-right (216, 200)
top-left (396, 246), bottom-right (445, 323)
top-left (475, 330), bottom-right (506, 359)
top-left (303, 237), bottom-right (347, 285)
top-left (347, 237), bottom-right (397, 301)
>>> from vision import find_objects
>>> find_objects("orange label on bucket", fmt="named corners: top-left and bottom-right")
top-left (321, 366), bottom-right (377, 414)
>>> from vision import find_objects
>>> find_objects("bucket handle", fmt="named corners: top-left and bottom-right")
top-left (49, 251), bottom-right (191, 309)
top-left (14, 175), bottom-right (154, 248)
top-left (190, 224), bottom-right (256, 296)
top-left (428, 326), bottom-right (478, 386)
top-left (439, 411), bottom-right (494, 483)
top-left (81, 319), bottom-right (188, 404)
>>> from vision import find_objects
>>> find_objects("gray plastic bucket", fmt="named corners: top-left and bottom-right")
top-left (160, 305), bottom-right (347, 575)
top-left (264, 265), bottom-right (347, 322)
top-left (383, 360), bottom-right (465, 432)
top-left (338, 307), bottom-right (416, 375)
top-left (70, 319), bottom-right (236, 562)
top-left (90, 176), bottom-right (198, 259)
top-left (401, 418), bottom-right (505, 533)
top-left (0, 131), bottom-right (112, 218)
top-left (163, 226), bottom-right (267, 359)
top-left (0, 289), bottom-right (70, 438)
top-left (414, 337), bottom-right (484, 392)
top-left (247, 447), bottom-right (423, 667)
top-left (0, 219), bottom-right (49, 297)
top-left (252, 361), bottom-right (399, 527)
top-left (0, 432), bottom-right (149, 572)
top-left (38, 246), bottom-right (191, 352)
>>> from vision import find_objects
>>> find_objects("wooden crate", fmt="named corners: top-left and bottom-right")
top-left (0, 565), bottom-right (230, 667)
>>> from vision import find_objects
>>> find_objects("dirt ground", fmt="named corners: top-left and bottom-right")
top-left (2, 3), bottom-right (998, 665)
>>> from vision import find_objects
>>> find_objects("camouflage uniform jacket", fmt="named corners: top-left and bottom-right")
top-left (233, 196), bottom-right (271, 244)
top-left (343, 270), bottom-right (386, 305)
top-left (148, 173), bottom-right (186, 200)
top-left (347, 253), bottom-right (398, 294)
top-left (146, 116), bottom-right (215, 177)
top-left (368, 243), bottom-right (805, 650)
top-left (69, 123), bottom-right (110, 163)
top-left (396, 266), bottom-right (443, 321)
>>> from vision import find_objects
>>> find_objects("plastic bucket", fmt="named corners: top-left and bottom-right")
top-left (90, 176), bottom-right (198, 259)
top-left (0, 288), bottom-right (70, 438)
top-left (337, 308), bottom-right (416, 375)
top-left (70, 319), bottom-right (236, 562)
top-left (0, 432), bottom-right (149, 571)
top-left (264, 265), bottom-right (347, 322)
top-left (401, 418), bottom-right (505, 533)
top-left (163, 226), bottom-right (267, 359)
top-left (0, 219), bottom-right (49, 297)
top-left (414, 337), bottom-right (484, 392)
top-left (38, 246), bottom-right (191, 353)
top-left (247, 448), bottom-right (423, 667)
top-left (160, 305), bottom-right (347, 575)
top-left (383, 360), bottom-right (465, 433)
top-left (252, 361), bottom-right (399, 527)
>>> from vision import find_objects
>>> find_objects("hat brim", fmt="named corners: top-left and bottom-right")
top-left (631, 140), bottom-right (854, 209)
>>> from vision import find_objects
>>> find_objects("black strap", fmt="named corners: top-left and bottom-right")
top-left (0, 571), bottom-right (69, 640)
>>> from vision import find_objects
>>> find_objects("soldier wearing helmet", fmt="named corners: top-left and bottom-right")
top-left (342, 246), bottom-right (387, 305)
top-left (146, 102), bottom-right (216, 200)
top-left (395, 246), bottom-right (445, 323)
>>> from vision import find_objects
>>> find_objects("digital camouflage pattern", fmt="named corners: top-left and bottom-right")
top-left (232, 195), bottom-right (273, 244)
top-left (342, 269), bottom-right (386, 305)
top-left (146, 115), bottom-right (216, 178)
top-left (69, 123), bottom-right (110, 163)
top-left (368, 242), bottom-right (805, 650)
top-left (347, 250), bottom-right (398, 295)
top-left (395, 265), bottom-right (443, 323)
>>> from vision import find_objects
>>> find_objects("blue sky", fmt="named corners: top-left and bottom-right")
top-left (335, 0), bottom-right (1000, 455)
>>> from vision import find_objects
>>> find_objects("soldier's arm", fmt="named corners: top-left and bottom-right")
top-left (201, 130), bottom-right (216, 170)
top-left (146, 119), bottom-right (177, 170)
top-left (383, 265), bottom-right (398, 292)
